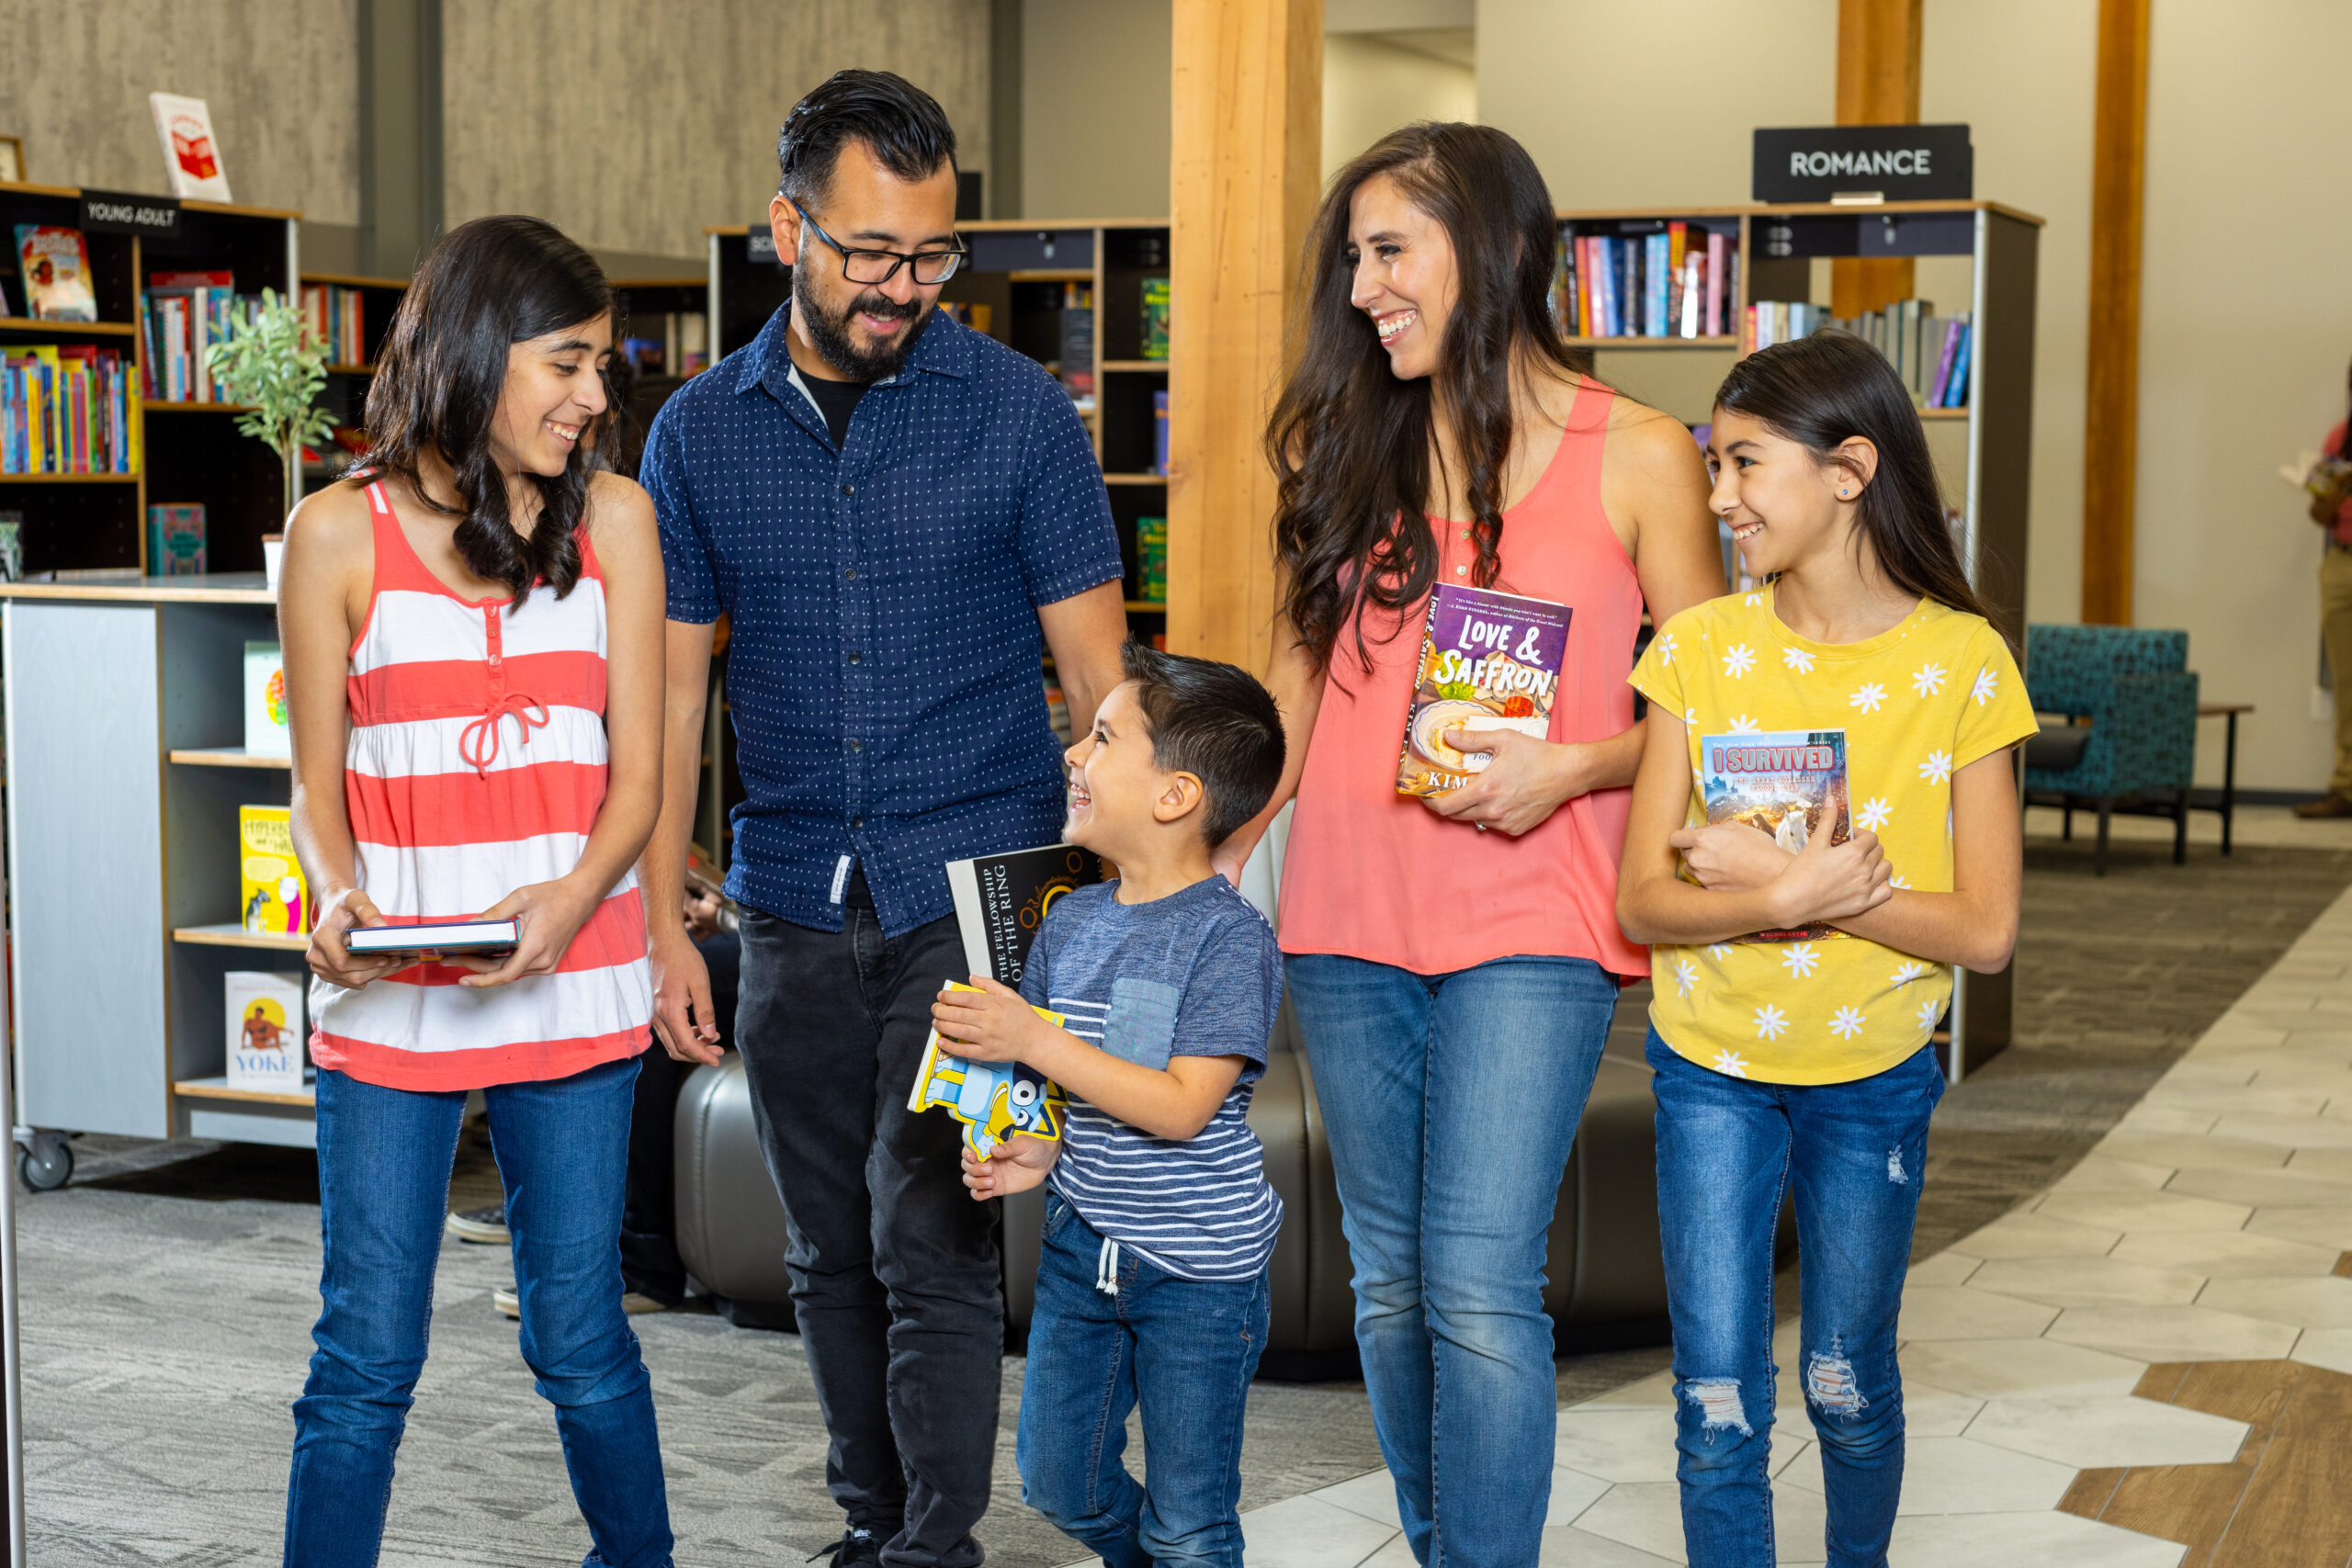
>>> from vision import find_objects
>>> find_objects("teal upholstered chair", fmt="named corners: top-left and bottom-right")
top-left (2020, 625), bottom-right (2199, 874)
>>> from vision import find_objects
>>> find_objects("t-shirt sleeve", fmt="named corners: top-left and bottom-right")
top-left (1953, 624), bottom-right (2040, 769)
top-left (641, 398), bottom-right (720, 626)
top-left (1170, 910), bottom-right (1282, 1080)
top-left (1629, 606), bottom-right (1696, 719)
top-left (1016, 389), bottom-right (1125, 608)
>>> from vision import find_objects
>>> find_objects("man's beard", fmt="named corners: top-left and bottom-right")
top-left (793, 267), bottom-right (932, 383)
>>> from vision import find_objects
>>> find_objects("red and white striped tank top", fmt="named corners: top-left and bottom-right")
top-left (309, 480), bottom-right (652, 1090)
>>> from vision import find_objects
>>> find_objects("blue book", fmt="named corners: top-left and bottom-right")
top-left (1645, 233), bottom-right (1670, 337)
top-left (1942, 321), bottom-right (1973, 407)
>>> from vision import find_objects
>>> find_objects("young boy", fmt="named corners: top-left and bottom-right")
top-left (933, 641), bottom-right (1287, 1568)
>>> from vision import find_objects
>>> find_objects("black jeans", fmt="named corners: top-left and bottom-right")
top-left (737, 875), bottom-right (1001, 1568)
top-left (619, 931), bottom-right (741, 1305)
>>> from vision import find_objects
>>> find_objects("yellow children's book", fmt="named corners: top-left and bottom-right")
top-left (910, 983), bottom-right (1069, 1160)
top-left (240, 805), bottom-right (308, 934)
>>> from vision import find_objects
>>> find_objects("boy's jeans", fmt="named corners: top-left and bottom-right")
top-left (287, 1057), bottom-right (673, 1568)
top-left (1647, 1028), bottom-right (1944, 1568)
top-left (1017, 1192), bottom-right (1270, 1568)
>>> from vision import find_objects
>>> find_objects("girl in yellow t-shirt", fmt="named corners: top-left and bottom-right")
top-left (1617, 332), bottom-right (2037, 1568)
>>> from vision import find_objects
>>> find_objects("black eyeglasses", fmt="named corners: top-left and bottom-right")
top-left (793, 205), bottom-right (967, 286)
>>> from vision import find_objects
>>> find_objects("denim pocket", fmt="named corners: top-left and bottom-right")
top-left (1042, 1190), bottom-right (1073, 1242)
top-left (1103, 976), bottom-right (1181, 1070)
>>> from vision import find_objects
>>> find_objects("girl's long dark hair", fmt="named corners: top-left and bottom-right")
top-left (1269, 122), bottom-right (1589, 675)
top-left (363, 215), bottom-right (615, 604)
top-left (1714, 331), bottom-right (2006, 642)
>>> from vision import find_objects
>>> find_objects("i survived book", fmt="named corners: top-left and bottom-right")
top-left (1396, 584), bottom-right (1571, 797)
top-left (1699, 728), bottom-right (1851, 942)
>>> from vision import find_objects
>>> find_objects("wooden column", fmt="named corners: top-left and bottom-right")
top-left (1164, 0), bottom-right (1322, 671)
top-left (1831, 0), bottom-right (1922, 318)
top-left (2082, 0), bottom-right (2151, 626)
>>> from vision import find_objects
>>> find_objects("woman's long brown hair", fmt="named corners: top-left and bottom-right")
top-left (1268, 122), bottom-right (1588, 676)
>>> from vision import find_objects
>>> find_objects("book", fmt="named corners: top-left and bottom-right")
top-left (1152, 389), bottom-right (1170, 476)
top-left (1705, 231), bottom-right (1727, 337)
top-left (13, 227), bottom-right (96, 322)
top-left (0, 511), bottom-right (20, 582)
top-left (224, 971), bottom-right (306, 1091)
top-left (1140, 276), bottom-right (1170, 360)
top-left (1697, 728), bottom-right (1851, 942)
top-left (239, 805), bottom-right (307, 934)
top-left (1137, 515), bottom-right (1167, 604)
top-left (147, 503), bottom-right (205, 576)
top-left (244, 639), bottom-right (288, 756)
top-left (345, 919), bottom-right (520, 957)
top-left (149, 92), bottom-right (232, 202)
top-left (911, 840), bottom-right (1104, 1158)
top-left (1395, 584), bottom-right (1572, 798)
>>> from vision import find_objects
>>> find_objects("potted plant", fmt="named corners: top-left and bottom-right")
top-left (205, 288), bottom-right (337, 525)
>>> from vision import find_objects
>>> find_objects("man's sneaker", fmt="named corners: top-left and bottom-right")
top-left (2296, 794), bottom-right (2352, 819)
top-left (492, 1286), bottom-right (520, 1319)
top-left (808, 1529), bottom-right (882, 1567)
top-left (493, 1286), bottom-right (667, 1319)
top-left (446, 1203), bottom-right (509, 1244)
top-left (621, 1292), bottom-right (671, 1315)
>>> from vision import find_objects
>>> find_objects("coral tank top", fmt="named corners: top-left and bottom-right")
top-left (1278, 380), bottom-right (1648, 979)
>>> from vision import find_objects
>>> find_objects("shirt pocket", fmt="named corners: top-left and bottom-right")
top-left (1102, 976), bottom-right (1182, 1071)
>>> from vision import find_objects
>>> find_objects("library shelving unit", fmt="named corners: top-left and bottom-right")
top-left (698, 218), bottom-right (1173, 875)
top-left (299, 271), bottom-right (407, 497)
top-left (1563, 199), bottom-right (2041, 1079)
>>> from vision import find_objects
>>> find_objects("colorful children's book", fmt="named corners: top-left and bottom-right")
top-left (1395, 584), bottom-right (1572, 797)
top-left (13, 227), bottom-right (96, 322)
top-left (1697, 728), bottom-right (1851, 941)
top-left (224, 970), bottom-right (306, 1090)
top-left (1140, 276), bottom-right (1170, 360)
top-left (910, 986), bottom-right (1070, 1160)
top-left (149, 92), bottom-right (232, 202)
top-left (1136, 515), bottom-right (1167, 604)
top-left (243, 640), bottom-right (288, 756)
top-left (147, 502), bottom-right (205, 575)
top-left (239, 805), bottom-right (307, 934)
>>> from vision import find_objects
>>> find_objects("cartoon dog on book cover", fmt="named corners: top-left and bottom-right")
top-left (910, 986), bottom-right (1070, 1159)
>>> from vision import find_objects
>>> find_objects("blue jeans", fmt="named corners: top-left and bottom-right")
top-left (286, 1057), bottom-right (673, 1568)
top-left (1016, 1193), bottom-right (1270, 1568)
top-left (1284, 953), bottom-right (1616, 1568)
top-left (1647, 1028), bottom-right (1944, 1568)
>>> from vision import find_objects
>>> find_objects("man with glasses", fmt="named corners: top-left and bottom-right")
top-left (638, 69), bottom-right (1126, 1568)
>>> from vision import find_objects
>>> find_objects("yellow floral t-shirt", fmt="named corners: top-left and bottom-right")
top-left (1628, 586), bottom-right (2036, 1085)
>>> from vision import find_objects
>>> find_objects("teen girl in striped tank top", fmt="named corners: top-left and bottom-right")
top-left (277, 216), bottom-right (674, 1567)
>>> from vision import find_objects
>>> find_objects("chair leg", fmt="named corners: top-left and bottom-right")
top-left (2062, 804), bottom-right (2074, 840)
top-left (2175, 787), bottom-right (2190, 865)
top-left (2096, 799), bottom-right (2112, 877)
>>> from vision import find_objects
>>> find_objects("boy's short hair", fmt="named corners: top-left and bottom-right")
top-left (1118, 641), bottom-right (1285, 848)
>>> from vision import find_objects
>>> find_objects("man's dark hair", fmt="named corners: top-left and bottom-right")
top-left (1118, 641), bottom-right (1286, 848)
top-left (777, 70), bottom-right (958, 208)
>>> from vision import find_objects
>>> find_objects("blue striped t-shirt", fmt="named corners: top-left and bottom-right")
top-left (1020, 875), bottom-right (1283, 1281)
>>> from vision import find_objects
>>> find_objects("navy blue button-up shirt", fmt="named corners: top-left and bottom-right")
top-left (644, 304), bottom-right (1122, 934)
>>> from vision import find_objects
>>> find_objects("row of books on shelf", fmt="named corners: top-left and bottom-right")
top-left (1743, 299), bottom-right (1973, 410)
top-left (1553, 223), bottom-right (1739, 341)
top-left (300, 284), bottom-right (368, 368)
top-left (2, 344), bottom-right (138, 473)
top-left (141, 274), bottom-right (263, 403)
top-left (618, 311), bottom-right (709, 378)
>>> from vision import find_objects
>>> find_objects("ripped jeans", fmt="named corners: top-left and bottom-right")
top-left (1646, 1028), bottom-right (1944, 1568)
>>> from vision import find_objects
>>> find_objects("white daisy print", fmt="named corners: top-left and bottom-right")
top-left (1713, 1050), bottom-right (1751, 1078)
top-left (1891, 962), bottom-right (1928, 987)
top-left (1916, 998), bottom-right (1943, 1032)
top-left (1727, 714), bottom-right (1762, 734)
top-left (1744, 592), bottom-right (1763, 607)
top-left (1889, 873), bottom-right (1912, 890)
top-left (1706, 943), bottom-right (1735, 962)
top-left (1850, 682), bottom-right (1887, 714)
top-left (1918, 750), bottom-right (1953, 785)
top-left (1827, 1006), bottom-right (1867, 1040)
top-left (1782, 646), bottom-right (1815, 673)
top-left (1674, 957), bottom-right (1699, 997)
top-left (1971, 667), bottom-right (1998, 706)
top-left (1754, 1003), bottom-right (1789, 1041)
top-left (1723, 643), bottom-right (1757, 678)
top-left (1855, 796), bottom-right (1892, 832)
top-left (1655, 631), bottom-right (1678, 665)
top-left (1781, 943), bottom-right (1819, 978)
top-left (1912, 661), bottom-right (1948, 698)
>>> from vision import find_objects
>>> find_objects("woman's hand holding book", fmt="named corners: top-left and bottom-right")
top-left (1422, 728), bottom-right (1600, 836)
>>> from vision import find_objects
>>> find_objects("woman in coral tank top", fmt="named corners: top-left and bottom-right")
top-left (1212, 125), bottom-right (1724, 1568)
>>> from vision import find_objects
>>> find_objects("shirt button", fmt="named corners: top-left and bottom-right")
top-left (849, 739), bottom-right (864, 752)
top-left (851, 817), bottom-right (864, 829)
top-left (842, 483), bottom-right (854, 496)
top-left (848, 651), bottom-right (863, 664)
top-left (844, 567), bottom-right (857, 580)
top-left (1455, 564), bottom-right (1467, 575)
top-left (1461, 530), bottom-right (1470, 540)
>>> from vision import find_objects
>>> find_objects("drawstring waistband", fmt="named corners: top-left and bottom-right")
top-left (1095, 1235), bottom-right (1121, 1296)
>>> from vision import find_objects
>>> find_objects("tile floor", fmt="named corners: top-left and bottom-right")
top-left (1146, 858), bottom-right (2352, 1568)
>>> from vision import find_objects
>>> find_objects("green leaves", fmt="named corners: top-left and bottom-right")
top-left (204, 288), bottom-right (338, 518)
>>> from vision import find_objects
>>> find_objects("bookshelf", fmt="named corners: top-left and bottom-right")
top-left (1561, 199), bottom-right (2041, 1080)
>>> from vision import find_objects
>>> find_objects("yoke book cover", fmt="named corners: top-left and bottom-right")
top-left (911, 843), bottom-right (1103, 1158)
top-left (1698, 728), bottom-right (1850, 942)
top-left (1396, 584), bottom-right (1571, 798)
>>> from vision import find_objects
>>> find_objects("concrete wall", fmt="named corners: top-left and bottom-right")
top-left (2, 0), bottom-right (361, 221)
top-left (1020, 0), bottom-right (1170, 220)
top-left (1322, 32), bottom-right (1476, 182)
top-left (443, 0), bottom-right (991, 264)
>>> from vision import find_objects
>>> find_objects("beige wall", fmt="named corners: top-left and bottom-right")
top-left (1020, 0), bottom-right (1170, 220)
top-left (443, 0), bottom-right (992, 263)
top-left (2136, 1), bottom-right (2352, 791)
top-left (1322, 33), bottom-right (1476, 182)
top-left (2, 0), bottom-right (360, 221)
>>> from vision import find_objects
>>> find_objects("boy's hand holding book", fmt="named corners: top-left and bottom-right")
top-left (959, 1135), bottom-right (1058, 1202)
top-left (931, 975), bottom-right (1063, 1065)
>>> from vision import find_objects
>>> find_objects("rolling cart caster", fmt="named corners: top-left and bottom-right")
top-left (14, 1128), bottom-right (74, 1191)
